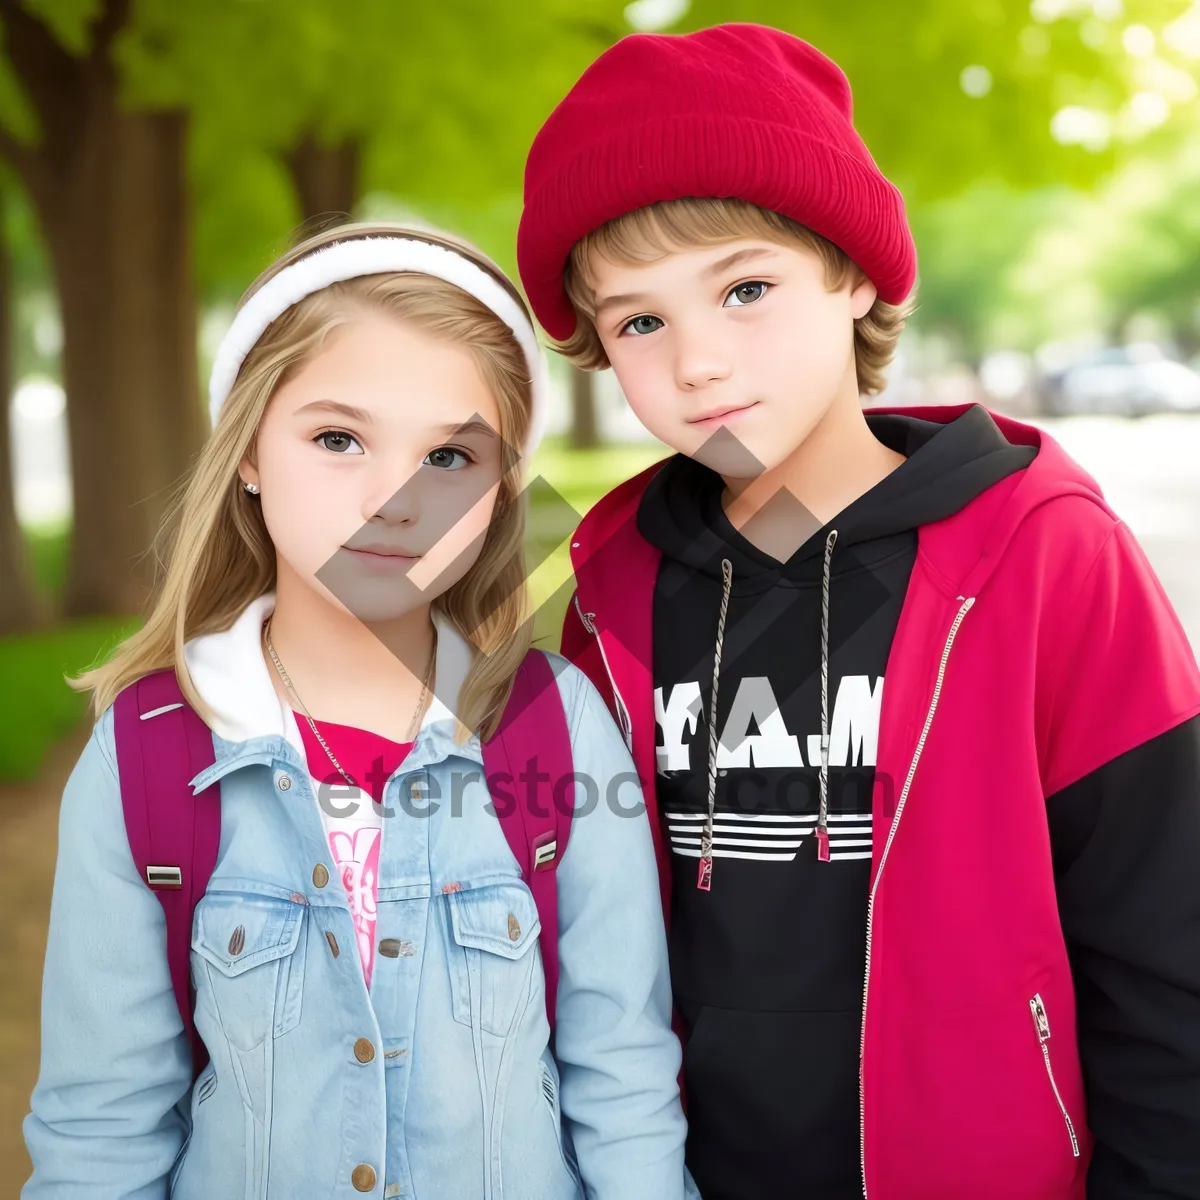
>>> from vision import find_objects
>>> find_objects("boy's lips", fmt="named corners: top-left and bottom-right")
top-left (686, 401), bottom-right (760, 427)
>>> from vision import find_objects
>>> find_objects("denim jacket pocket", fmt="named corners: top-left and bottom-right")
top-left (192, 889), bottom-right (306, 1051)
top-left (446, 881), bottom-right (541, 1037)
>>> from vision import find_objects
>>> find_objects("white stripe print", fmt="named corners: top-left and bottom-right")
top-left (666, 812), bottom-right (874, 863)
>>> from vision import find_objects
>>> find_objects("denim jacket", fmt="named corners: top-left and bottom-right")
top-left (23, 596), bottom-right (695, 1199)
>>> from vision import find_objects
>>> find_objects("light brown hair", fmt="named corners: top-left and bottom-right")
top-left (75, 222), bottom-right (536, 741)
top-left (558, 197), bottom-right (914, 395)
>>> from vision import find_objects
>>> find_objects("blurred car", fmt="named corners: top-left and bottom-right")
top-left (1037, 347), bottom-right (1200, 417)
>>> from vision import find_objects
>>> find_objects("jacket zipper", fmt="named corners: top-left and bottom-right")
top-left (573, 594), bottom-right (634, 749)
top-left (1030, 993), bottom-right (1081, 1158)
top-left (859, 596), bottom-right (975, 1199)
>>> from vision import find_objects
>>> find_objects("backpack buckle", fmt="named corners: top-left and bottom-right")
top-left (532, 832), bottom-right (557, 871)
top-left (146, 865), bottom-right (183, 890)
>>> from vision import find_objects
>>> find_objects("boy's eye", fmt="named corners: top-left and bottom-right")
top-left (724, 281), bottom-right (769, 308)
top-left (424, 446), bottom-right (471, 471)
top-left (621, 314), bottom-right (664, 337)
top-left (316, 430), bottom-right (363, 455)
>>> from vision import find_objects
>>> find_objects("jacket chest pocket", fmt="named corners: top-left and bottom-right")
top-left (445, 882), bottom-right (541, 1037)
top-left (192, 890), bottom-right (307, 1052)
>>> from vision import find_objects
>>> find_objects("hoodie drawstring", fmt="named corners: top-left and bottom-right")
top-left (698, 557), bottom-right (734, 891)
top-left (816, 528), bottom-right (838, 862)
top-left (698, 530), bottom-right (839, 890)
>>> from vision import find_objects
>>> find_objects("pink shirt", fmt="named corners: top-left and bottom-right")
top-left (296, 716), bottom-right (413, 989)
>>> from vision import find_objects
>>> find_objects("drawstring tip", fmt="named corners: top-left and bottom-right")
top-left (697, 857), bottom-right (713, 891)
top-left (816, 826), bottom-right (831, 863)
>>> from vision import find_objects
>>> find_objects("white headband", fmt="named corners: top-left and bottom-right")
top-left (208, 236), bottom-right (549, 458)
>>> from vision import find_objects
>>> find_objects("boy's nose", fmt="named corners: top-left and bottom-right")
top-left (676, 359), bottom-right (733, 391)
top-left (674, 330), bottom-right (733, 391)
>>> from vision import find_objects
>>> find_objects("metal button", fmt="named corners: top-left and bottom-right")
top-left (351, 1163), bottom-right (377, 1192)
top-left (276, 771), bottom-right (293, 792)
top-left (289, 892), bottom-right (307, 905)
top-left (325, 931), bottom-right (340, 958)
top-left (312, 863), bottom-right (330, 888)
top-left (507, 913), bottom-right (521, 942)
top-left (378, 938), bottom-right (414, 959)
top-left (354, 1037), bottom-right (375, 1064)
top-left (228, 925), bottom-right (246, 956)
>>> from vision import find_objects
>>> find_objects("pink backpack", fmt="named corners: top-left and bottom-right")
top-left (114, 649), bottom-right (573, 1077)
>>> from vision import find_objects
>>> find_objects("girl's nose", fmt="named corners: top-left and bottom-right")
top-left (370, 468), bottom-right (423, 525)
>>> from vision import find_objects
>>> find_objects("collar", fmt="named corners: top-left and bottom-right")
top-left (184, 594), bottom-right (485, 788)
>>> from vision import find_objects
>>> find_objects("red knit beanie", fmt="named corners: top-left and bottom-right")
top-left (517, 23), bottom-right (917, 341)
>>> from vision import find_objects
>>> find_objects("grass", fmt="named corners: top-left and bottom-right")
top-left (0, 615), bottom-right (139, 782)
top-left (0, 437), bottom-right (668, 782)
top-left (525, 435), bottom-right (667, 649)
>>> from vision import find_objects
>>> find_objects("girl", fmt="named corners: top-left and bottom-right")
top-left (23, 224), bottom-right (694, 1199)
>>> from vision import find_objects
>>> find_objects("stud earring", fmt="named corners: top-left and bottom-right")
top-left (243, 482), bottom-right (260, 495)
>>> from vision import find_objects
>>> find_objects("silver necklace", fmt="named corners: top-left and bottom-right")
top-left (263, 618), bottom-right (436, 789)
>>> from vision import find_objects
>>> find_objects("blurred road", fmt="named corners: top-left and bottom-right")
top-left (1035, 413), bottom-right (1200, 653)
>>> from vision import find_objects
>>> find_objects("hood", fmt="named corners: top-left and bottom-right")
top-left (570, 405), bottom-right (1113, 606)
top-left (635, 404), bottom-right (1036, 587)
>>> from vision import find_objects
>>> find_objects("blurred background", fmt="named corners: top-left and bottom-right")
top-left (1, 0), bottom-right (1200, 1187)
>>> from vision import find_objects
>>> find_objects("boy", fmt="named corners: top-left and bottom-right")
top-left (517, 22), bottom-right (1200, 1200)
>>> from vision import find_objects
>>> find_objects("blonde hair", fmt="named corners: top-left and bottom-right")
top-left (75, 222), bottom-right (535, 741)
top-left (558, 197), bottom-right (914, 395)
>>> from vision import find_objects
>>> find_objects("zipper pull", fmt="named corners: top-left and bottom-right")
top-left (1030, 994), bottom-right (1051, 1041)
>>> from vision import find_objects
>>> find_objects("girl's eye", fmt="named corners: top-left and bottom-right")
top-left (621, 314), bottom-right (664, 337)
top-left (724, 281), bottom-right (769, 308)
top-left (424, 446), bottom-right (471, 471)
top-left (316, 430), bottom-right (363, 454)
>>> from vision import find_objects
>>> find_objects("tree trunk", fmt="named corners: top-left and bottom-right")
top-left (42, 110), bottom-right (200, 615)
top-left (0, 212), bottom-right (42, 632)
top-left (285, 133), bottom-right (360, 225)
top-left (0, 0), bottom-right (202, 616)
top-left (569, 364), bottom-right (599, 449)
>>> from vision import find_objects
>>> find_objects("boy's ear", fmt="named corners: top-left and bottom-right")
top-left (850, 273), bottom-right (878, 320)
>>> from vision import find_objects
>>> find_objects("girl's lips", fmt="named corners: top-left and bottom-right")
top-left (687, 401), bottom-right (760, 427)
top-left (344, 547), bottom-right (421, 568)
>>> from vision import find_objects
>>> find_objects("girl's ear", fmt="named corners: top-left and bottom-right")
top-left (850, 273), bottom-right (878, 321)
top-left (238, 453), bottom-right (260, 493)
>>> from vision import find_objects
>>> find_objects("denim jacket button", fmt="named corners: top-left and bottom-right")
top-left (378, 938), bottom-right (415, 958)
top-left (353, 1037), bottom-right (376, 1064)
top-left (325, 931), bottom-right (340, 958)
top-left (351, 1163), bottom-right (377, 1192)
top-left (507, 913), bottom-right (521, 942)
top-left (227, 925), bottom-right (245, 957)
top-left (275, 771), bottom-right (293, 792)
top-left (312, 863), bottom-right (330, 888)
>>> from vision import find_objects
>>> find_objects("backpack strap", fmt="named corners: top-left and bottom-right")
top-left (482, 650), bottom-right (573, 1029)
top-left (114, 669), bottom-right (220, 1077)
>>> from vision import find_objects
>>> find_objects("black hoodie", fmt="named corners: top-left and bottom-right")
top-left (635, 405), bottom-right (1200, 1199)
